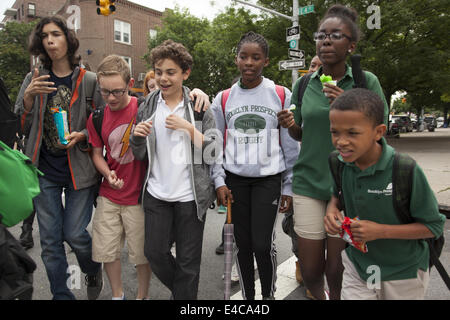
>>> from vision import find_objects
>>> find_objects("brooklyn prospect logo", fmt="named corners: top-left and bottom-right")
top-left (234, 114), bottom-right (266, 134)
top-left (367, 183), bottom-right (393, 196)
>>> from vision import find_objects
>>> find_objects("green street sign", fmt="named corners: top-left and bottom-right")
top-left (299, 5), bottom-right (314, 16)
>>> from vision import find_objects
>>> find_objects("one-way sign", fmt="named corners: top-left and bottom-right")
top-left (279, 59), bottom-right (305, 71)
top-left (288, 49), bottom-right (305, 59)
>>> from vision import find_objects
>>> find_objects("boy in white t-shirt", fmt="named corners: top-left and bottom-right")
top-left (131, 40), bottom-right (217, 300)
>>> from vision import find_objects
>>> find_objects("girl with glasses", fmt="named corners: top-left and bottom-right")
top-left (277, 4), bottom-right (389, 300)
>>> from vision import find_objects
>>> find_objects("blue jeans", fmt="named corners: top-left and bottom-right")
top-left (34, 176), bottom-right (100, 300)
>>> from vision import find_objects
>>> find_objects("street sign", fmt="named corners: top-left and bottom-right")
top-left (289, 40), bottom-right (297, 49)
top-left (288, 49), bottom-right (305, 59)
top-left (279, 59), bottom-right (305, 71)
top-left (299, 5), bottom-right (314, 16)
top-left (286, 25), bottom-right (300, 42)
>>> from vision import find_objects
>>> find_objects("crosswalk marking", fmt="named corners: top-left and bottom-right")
top-left (230, 255), bottom-right (300, 300)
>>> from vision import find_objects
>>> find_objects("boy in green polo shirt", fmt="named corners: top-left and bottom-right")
top-left (324, 88), bottom-right (445, 300)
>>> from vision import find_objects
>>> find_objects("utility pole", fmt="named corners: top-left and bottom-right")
top-left (291, 0), bottom-right (299, 83)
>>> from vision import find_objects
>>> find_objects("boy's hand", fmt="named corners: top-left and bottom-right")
top-left (324, 203), bottom-right (344, 235)
top-left (134, 120), bottom-right (153, 137)
top-left (216, 185), bottom-right (233, 207)
top-left (277, 109), bottom-right (295, 129)
top-left (189, 88), bottom-right (210, 112)
top-left (24, 68), bottom-right (57, 107)
top-left (279, 195), bottom-right (292, 213)
top-left (166, 114), bottom-right (190, 131)
top-left (350, 220), bottom-right (382, 243)
top-left (322, 83), bottom-right (344, 104)
top-left (65, 131), bottom-right (86, 149)
top-left (106, 170), bottom-right (124, 190)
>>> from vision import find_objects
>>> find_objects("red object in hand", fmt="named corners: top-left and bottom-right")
top-left (340, 217), bottom-right (368, 253)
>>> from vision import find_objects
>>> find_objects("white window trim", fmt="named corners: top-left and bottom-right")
top-left (114, 19), bottom-right (131, 45)
top-left (121, 56), bottom-right (132, 75)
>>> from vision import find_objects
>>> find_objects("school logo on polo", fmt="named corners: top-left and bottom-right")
top-left (367, 183), bottom-right (392, 196)
top-left (234, 114), bottom-right (266, 134)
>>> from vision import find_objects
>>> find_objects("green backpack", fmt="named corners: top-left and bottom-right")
top-left (0, 140), bottom-right (43, 227)
top-left (328, 150), bottom-right (449, 290)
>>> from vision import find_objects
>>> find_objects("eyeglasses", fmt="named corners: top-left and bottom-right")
top-left (314, 32), bottom-right (352, 42)
top-left (99, 88), bottom-right (127, 98)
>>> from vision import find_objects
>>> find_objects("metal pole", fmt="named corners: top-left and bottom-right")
top-left (292, 0), bottom-right (299, 86)
top-left (234, 0), bottom-right (294, 21)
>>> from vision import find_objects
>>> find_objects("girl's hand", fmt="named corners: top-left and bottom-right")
top-left (324, 202), bottom-right (344, 235)
top-left (216, 185), bottom-right (233, 207)
top-left (166, 114), bottom-right (190, 131)
top-left (134, 121), bottom-right (153, 137)
top-left (277, 109), bottom-right (295, 129)
top-left (189, 88), bottom-right (211, 112)
top-left (350, 220), bottom-right (383, 243)
top-left (279, 195), bottom-right (292, 213)
top-left (106, 170), bottom-right (124, 190)
top-left (322, 83), bottom-right (344, 104)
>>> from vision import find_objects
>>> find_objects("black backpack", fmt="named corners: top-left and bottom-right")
top-left (0, 77), bottom-right (21, 149)
top-left (328, 150), bottom-right (449, 290)
top-left (0, 225), bottom-right (36, 300)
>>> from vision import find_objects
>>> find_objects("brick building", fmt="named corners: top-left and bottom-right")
top-left (2, 0), bottom-right (164, 88)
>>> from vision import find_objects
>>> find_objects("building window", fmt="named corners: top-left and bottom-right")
top-left (28, 3), bottom-right (36, 17)
top-left (121, 56), bottom-right (132, 74)
top-left (149, 29), bottom-right (157, 39)
top-left (114, 20), bottom-right (131, 44)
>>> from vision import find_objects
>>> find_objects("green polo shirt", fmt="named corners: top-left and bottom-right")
top-left (334, 138), bottom-right (445, 282)
top-left (291, 65), bottom-right (389, 200)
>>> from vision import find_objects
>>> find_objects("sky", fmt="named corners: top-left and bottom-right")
top-left (0, 0), bottom-right (257, 22)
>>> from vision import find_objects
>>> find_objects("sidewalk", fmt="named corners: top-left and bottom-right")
top-left (387, 128), bottom-right (450, 209)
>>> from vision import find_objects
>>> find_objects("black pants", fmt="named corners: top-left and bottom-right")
top-left (225, 171), bottom-right (281, 299)
top-left (143, 191), bottom-right (205, 300)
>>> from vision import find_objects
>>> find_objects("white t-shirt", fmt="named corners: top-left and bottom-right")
top-left (147, 94), bottom-right (194, 202)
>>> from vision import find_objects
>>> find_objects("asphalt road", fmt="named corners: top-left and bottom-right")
top-left (6, 128), bottom-right (450, 300)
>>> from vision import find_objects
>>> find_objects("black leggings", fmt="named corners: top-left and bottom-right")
top-left (225, 171), bottom-right (281, 299)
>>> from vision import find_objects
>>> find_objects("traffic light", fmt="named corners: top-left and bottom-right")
top-left (96, 0), bottom-right (116, 16)
top-left (402, 98), bottom-right (407, 104)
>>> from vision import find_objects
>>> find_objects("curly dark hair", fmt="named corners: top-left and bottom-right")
top-left (319, 4), bottom-right (361, 42)
top-left (28, 15), bottom-right (81, 70)
top-left (150, 40), bottom-right (193, 72)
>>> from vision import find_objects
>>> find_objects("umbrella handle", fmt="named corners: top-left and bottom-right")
top-left (227, 197), bottom-right (232, 224)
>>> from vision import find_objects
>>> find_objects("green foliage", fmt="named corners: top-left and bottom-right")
top-left (0, 21), bottom-right (37, 104)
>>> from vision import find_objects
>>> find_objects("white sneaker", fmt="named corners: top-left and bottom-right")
top-left (231, 263), bottom-right (239, 282)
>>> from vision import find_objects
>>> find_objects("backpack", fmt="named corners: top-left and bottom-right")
top-left (296, 54), bottom-right (367, 116)
top-left (0, 140), bottom-right (43, 227)
top-left (221, 85), bottom-right (286, 149)
top-left (0, 224), bottom-right (36, 300)
top-left (328, 150), bottom-right (450, 290)
top-left (0, 77), bottom-right (21, 149)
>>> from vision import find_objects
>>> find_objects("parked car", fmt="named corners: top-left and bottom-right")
top-left (424, 116), bottom-right (437, 132)
top-left (387, 119), bottom-right (400, 137)
top-left (437, 117), bottom-right (444, 128)
top-left (391, 115), bottom-right (413, 132)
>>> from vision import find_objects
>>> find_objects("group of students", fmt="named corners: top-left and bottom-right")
top-left (14, 4), bottom-right (445, 301)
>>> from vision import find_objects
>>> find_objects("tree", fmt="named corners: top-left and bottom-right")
top-left (0, 21), bottom-right (37, 104)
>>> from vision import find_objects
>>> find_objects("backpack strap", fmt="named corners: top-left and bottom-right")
top-left (92, 108), bottom-right (104, 145)
top-left (83, 70), bottom-right (97, 108)
top-left (296, 73), bottom-right (312, 118)
top-left (392, 152), bottom-right (415, 224)
top-left (350, 54), bottom-right (368, 89)
top-left (275, 85), bottom-right (285, 108)
top-left (328, 150), bottom-right (346, 213)
top-left (221, 88), bottom-right (232, 151)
